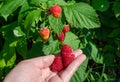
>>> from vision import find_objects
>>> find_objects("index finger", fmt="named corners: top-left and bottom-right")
top-left (60, 50), bottom-right (86, 82)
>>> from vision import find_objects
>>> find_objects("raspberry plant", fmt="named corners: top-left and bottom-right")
top-left (0, 0), bottom-right (120, 81)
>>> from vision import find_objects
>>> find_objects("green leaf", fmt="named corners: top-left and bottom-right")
top-left (103, 45), bottom-right (115, 53)
top-left (29, 0), bottom-right (48, 5)
top-left (102, 73), bottom-right (108, 81)
top-left (103, 53), bottom-right (114, 65)
top-left (0, 21), bottom-right (18, 32)
top-left (0, 43), bottom-right (16, 71)
top-left (0, 59), bottom-right (6, 69)
top-left (89, 73), bottom-right (95, 81)
top-left (18, 0), bottom-right (30, 25)
top-left (116, 50), bottom-right (120, 57)
top-left (0, 47), bottom-right (16, 78)
top-left (79, 37), bottom-right (88, 49)
top-left (108, 28), bottom-right (120, 37)
top-left (54, 0), bottom-right (67, 5)
top-left (27, 42), bottom-right (44, 58)
top-left (49, 15), bottom-right (63, 34)
top-left (70, 59), bottom-right (88, 82)
top-left (92, 0), bottom-right (109, 12)
top-left (6, 47), bottom-right (16, 67)
top-left (13, 26), bottom-right (25, 37)
top-left (0, 22), bottom-right (18, 45)
top-left (95, 28), bottom-right (112, 40)
top-left (89, 42), bottom-right (103, 64)
top-left (0, 22), bottom-right (17, 79)
top-left (48, 0), bottom-right (67, 7)
top-left (63, 2), bottom-right (100, 29)
top-left (0, 0), bottom-right (25, 20)
top-left (24, 9), bottom-right (41, 34)
top-left (113, 0), bottom-right (120, 20)
top-left (100, 14), bottom-right (120, 28)
top-left (0, 2), bottom-right (3, 8)
top-left (16, 37), bottom-right (27, 59)
top-left (63, 32), bottom-right (80, 50)
top-left (0, 21), bottom-right (17, 70)
top-left (43, 40), bottom-right (59, 55)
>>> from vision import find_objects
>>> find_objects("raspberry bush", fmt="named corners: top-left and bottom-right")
top-left (0, 0), bottom-right (120, 81)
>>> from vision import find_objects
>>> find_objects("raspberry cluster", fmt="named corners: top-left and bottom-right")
top-left (49, 5), bottom-right (70, 42)
top-left (39, 5), bottom-right (74, 72)
top-left (39, 5), bottom-right (70, 42)
top-left (56, 25), bottom-right (70, 42)
top-left (50, 44), bottom-right (75, 72)
top-left (39, 25), bottom-right (70, 42)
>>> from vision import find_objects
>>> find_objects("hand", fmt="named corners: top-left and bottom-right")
top-left (3, 49), bottom-right (86, 82)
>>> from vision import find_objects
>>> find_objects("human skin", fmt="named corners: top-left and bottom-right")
top-left (3, 49), bottom-right (86, 82)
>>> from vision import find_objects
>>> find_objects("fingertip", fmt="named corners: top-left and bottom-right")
top-left (49, 55), bottom-right (56, 63)
top-left (49, 55), bottom-right (55, 59)
top-left (72, 49), bottom-right (83, 57)
top-left (43, 55), bottom-right (55, 64)
top-left (79, 54), bottom-right (86, 61)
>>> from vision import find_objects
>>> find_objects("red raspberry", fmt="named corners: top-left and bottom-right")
top-left (50, 5), bottom-right (62, 18)
top-left (39, 27), bottom-right (50, 42)
top-left (63, 25), bottom-right (70, 33)
top-left (61, 44), bottom-right (75, 68)
top-left (61, 44), bottom-right (72, 54)
top-left (56, 32), bottom-right (65, 42)
top-left (50, 56), bottom-right (63, 72)
top-left (62, 54), bottom-right (75, 68)
top-left (50, 44), bottom-right (75, 72)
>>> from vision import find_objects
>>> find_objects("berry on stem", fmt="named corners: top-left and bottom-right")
top-left (56, 32), bottom-right (65, 42)
top-left (39, 27), bottom-right (50, 42)
top-left (50, 5), bottom-right (62, 18)
top-left (63, 25), bottom-right (70, 33)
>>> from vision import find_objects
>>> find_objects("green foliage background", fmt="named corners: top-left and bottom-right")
top-left (0, 0), bottom-right (120, 81)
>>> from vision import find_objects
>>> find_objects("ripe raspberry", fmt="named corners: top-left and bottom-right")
top-left (63, 25), bottom-right (70, 33)
top-left (62, 54), bottom-right (75, 68)
top-left (61, 44), bottom-right (72, 54)
top-left (39, 27), bottom-right (50, 42)
top-left (50, 44), bottom-right (75, 72)
top-left (50, 5), bottom-right (62, 18)
top-left (61, 44), bottom-right (75, 68)
top-left (56, 32), bottom-right (65, 42)
top-left (50, 56), bottom-right (63, 72)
